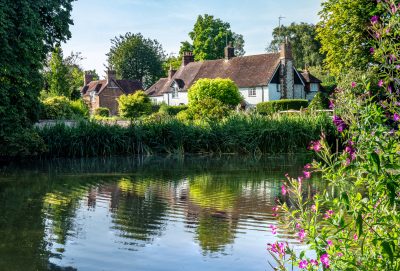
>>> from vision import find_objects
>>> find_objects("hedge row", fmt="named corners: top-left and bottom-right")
top-left (256, 99), bottom-right (309, 115)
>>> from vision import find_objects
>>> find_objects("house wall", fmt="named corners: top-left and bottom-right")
top-left (239, 87), bottom-right (265, 106)
top-left (305, 83), bottom-right (320, 100)
top-left (268, 84), bottom-right (281, 101)
top-left (150, 96), bottom-right (165, 104)
top-left (167, 92), bottom-right (189, 106)
top-left (294, 85), bottom-right (305, 99)
top-left (99, 86), bottom-right (124, 115)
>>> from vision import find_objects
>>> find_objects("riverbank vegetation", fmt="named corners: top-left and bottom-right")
top-left (37, 112), bottom-right (335, 158)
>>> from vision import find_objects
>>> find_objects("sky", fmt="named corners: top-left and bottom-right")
top-left (62, 0), bottom-right (322, 78)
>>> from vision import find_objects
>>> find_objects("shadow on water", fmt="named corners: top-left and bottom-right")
top-left (0, 154), bottom-right (316, 271)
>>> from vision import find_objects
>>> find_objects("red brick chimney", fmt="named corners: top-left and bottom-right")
top-left (182, 52), bottom-right (194, 66)
top-left (168, 65), bottom-right (177, 79)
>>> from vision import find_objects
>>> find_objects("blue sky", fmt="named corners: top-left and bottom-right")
top-left (62, 0), bottom-right (322, 78)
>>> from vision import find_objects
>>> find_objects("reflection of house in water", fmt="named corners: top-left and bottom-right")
top-left (78, 175), bottom-right (279, 254)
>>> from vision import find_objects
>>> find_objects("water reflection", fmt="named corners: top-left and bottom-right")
top-left (0, 155), bottom-right (313, 271)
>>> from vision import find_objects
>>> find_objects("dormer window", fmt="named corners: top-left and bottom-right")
top-left (171, 86), bottom-right (179, 99)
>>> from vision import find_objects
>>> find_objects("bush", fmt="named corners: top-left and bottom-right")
top-left (256, 99), bottom-right (309, 115)
top-left (94, 107), bottom-right (110, 117)
top-left (178, 98), bottom-right (232, 122)
top-left (159, 104), bottom-right (188, 116)
top-left (117, 91), bottom-right (152, 119)
top-left (188, 78), bottom-right (242, 107)
top-left (41, 96), bottom-right (88, 120)
top-left (308, 92), bottom-right (330, 110)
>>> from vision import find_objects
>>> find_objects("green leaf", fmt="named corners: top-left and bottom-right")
top-left (356, 212), bottom-right (363, 237)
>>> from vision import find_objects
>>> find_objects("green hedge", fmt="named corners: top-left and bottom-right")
top-left (41, 96), bottom-right (89, 120)
top-left (94, 107), bottom-right (110, 117)
top-left (256, 99), bottom-right (309, 115)
top-left (159, 104), bottom-right (188, 116)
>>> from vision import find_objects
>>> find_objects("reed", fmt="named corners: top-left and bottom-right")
top-left (37, 113), bottom-right (335, 157)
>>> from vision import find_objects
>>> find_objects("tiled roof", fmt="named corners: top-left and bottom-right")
top-left (300, 71), bottom-right (321, 83)
top-left (81, 79), bottom-right (143, 95)
top-left (146, 53), bottom-right (281, 95)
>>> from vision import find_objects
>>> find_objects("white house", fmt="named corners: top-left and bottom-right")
top-left (146, 41), bottom-right (321, 107)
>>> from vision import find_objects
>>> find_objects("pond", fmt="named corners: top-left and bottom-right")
top-left (0, 155), bottom-right (321, 271)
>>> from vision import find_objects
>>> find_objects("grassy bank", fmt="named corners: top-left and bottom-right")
top-left (37, 113), bottom-right (335, 157)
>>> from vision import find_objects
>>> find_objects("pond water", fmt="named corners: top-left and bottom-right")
top-left (0, 155), bottom-right (320, 271)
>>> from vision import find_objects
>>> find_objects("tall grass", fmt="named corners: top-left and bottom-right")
top-left (37, 113), bottom-right (335, 157)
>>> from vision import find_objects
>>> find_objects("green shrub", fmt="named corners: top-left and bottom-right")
top-left (117, 91), bottom-right (152, 119)
top-left (159, 104), bottom-right (188, 116)
top-left (308, 92), bottom-right (330, 110)
top-left (256, 99), bottom-right (309, 115)
top-left (179, 98), bottom-right (232, 121)
top-left (94, 107), bottom-right (110, 117)
top-left (188, 78), bottom-right (242, 107)
top-left (41, 96), bottom-right (88, 120)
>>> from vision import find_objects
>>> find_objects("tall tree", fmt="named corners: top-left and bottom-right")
top-left (0, 0), bottom-right (74, 156)
top-left (107, 32), bottom-right (165, 89)
top-left (180, 14), bottom-right (245, 61)
top-left (317, 0), bottom-right (378, 76)
top-left (48, 46), bottom-right (70, 97)
top-left (266, 22), bottom-right (324, 69)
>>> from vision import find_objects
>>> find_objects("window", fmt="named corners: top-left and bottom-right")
top-left (171, 87), bottom-right (179, 99)
top-left (310, 84), bottom-right (319, 92)
top-left (277, 84), bottom-right (281, 92)
top-left (248, 88), bottom-right (256, 97)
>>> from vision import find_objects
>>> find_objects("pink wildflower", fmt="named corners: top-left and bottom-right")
top-left (371, 15), bottom-right (379, 24)
top-left (298, 176), bottom-right (304, 184)
top-left (337, 252), bottom-right (344, 257)
top-left (309, 140), bottom-right (321, 152)
top-left (303, 171), bottom-right (311, 179)
top-left (270, 224), bottom-right (277, 235)
top-left (378, 80), bottom-right (384, 87)
top-left (296, 223), bottom-right (301, 229)
top-left (393, 113), bottom-right (400, 122)
top-left (370, 47), bottom-right (375, 54)
top-left (310, 259), bottom-right (319, 266)
top-left (298, 229), bottom-right (306, 242)
top-left (327, 239), bottom-right (333, 247)
top-left (281, 184), bottom-right (287, 195)
top-left (299, 260), bottom-right (308, 269)
top-left (311, 204), bottom-right (316, 212)
top-left (304, 163), bottom-right (312, 170)
top-left (320, 253), bottom-right (330, 268)
top-left (351, 82), bottom-right (357, 88)
top-left (353, 233), bottom-right (358, 241)
top-left (324, 210), bottom-right (334, 219)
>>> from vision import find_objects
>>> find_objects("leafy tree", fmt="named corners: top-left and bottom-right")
top-left (178, 98), bottom-right (231, 122)
top-left (0, 0), bottom-right (74, 157)
top-left (107, 33), bottom-right (165, 89)
top-left (162, 55), bottom-right (182, 76)
top-left (117, 91), bottom-right (152, 120)
top-left (48, 46), bottom-right (70, 97)
top-left (179, 41), bottom-right (194, 56)
top-left (188, 78), bottom-right (242, 107)
top-left (180, 14), bottom-right (245, 61)
top-left (266, 22), bottom-right (324, 69)
top-left (317, 0), bottom-right (378, 76)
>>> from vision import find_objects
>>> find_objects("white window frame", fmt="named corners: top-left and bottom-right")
top-left (248, 88), bottom-right (257, 97)
top-left (171, 87), bottom-right (179, 99)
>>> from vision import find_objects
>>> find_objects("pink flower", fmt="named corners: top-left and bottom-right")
top-left (371, 15), bottom-right (379, 24)
top-left (299, 260), bottom-right (309, 269)
top-left (278, 242), bottom-right (286, 255)
top-left (303, 171), bottom-right (311, 179)
top-left (309, 140), bottom-right (321, 152)
top-left (281, 184), bottom-right (287, 195)
top-left (329, 99), bottom-right (335, 109)
top-left (353, 233), bottom-right (358, 241)
top-left (270, 224), bottom-right (277, 235)
top-left (298, 229), bottom-right (306, 242)
top-left (298, 176), bottom-right (304, 184)
top-left (320, 253), bottom-right (330, 268)
top-left (267, 243), bottom-right (278, 254)
top-left (310, 259), bottom-right (319, 266)
top-left (324, 210), bottom-right (334, 219)
top-left (378, 80), bottom-right (384, 87)
top-left (304, 163), bottom-right (312, 170)
top-left (311, 204), bottom-right (317, 212)
top-left (327, 239), bottom-right (333, 247)
top-left (337, 252), bottom-right (344, 257)
top-left (351, 82), bottom-right (357, 88)
top-left (267, 242), bottom-right (286, 257)
top-left (296, 223), bottom-right (301, 229)
top-left (393, 113), bottom-right (400, 122)
top-left (272, 206), bottom-right (279, 212)
top-left (370, 47), bottom-right (375, 54)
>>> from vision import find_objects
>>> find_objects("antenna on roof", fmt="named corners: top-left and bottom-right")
top-left (278, 15), bottom-right (285, 42)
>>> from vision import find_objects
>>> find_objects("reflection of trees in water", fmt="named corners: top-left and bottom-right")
top-left (109, 178), bottom-right (168, 244)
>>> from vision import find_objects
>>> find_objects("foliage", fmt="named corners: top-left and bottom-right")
top-left (307, 66), bottom-right (337, 93)
top-left (269, 2), bottom-right (400, 270)
top-left (180, 14), bottom-right (245, 61)
top-left (308, 92), bottom-right (329, 110)
top-left (188, 78), bottom-right (242, 107)
top-left (107, 32), bottom-right (165, 89)
top-left (317, 0), bottom-right (379, 76)
top-left (41, 96), bottom-right (88, 120)
top-left (37, 113), bottom-right (335, 157)
top-left (0, 0), bottom-right (74, 157)
top-left (162, 55), bottom-right (182, 76)
top-left (178, 98), bottom-right (231, 122)
top-left (158, 104), bottom-right (188, 116)
top-left (267, 22), bottom-right (324, 68)
top-left (94, 107), bottom-right (110, 118)
top-left (117, 91), bottom-right (153, 120)
top-left (47, 46), bottom-right (70, 97)
top-left (256, 99), bottom-right (309, 115)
